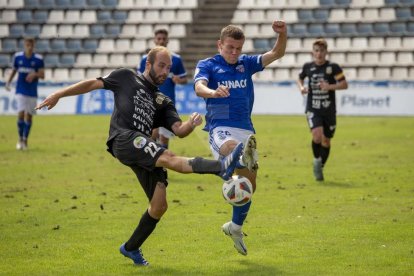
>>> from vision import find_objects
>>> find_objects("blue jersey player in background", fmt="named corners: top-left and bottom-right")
top-left (194, 22), bottom-right (287, 255)
top-left (138, 29), bottom-right (187, 150)
top-left (6, 37), bottom-right (45, 150)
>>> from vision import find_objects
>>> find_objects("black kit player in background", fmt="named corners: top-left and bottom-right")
top-left (35, 46), bottom-right (243, 266)
top-left (297, 38), bottom-right (348, 181)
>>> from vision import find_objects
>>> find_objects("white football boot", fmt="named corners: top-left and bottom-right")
top-left (241, 135), bottom-right (258, 172)
top-left (222, 221), bottom-right (247, 255)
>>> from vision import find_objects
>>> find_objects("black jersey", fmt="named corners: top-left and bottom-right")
top-left (99, 68), bottom-right (181, 151)
top-left (299, 61), bottom-right (345, 114)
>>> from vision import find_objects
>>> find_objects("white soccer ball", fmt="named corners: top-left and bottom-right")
top-left (222, 175), bottom-right (253, 206)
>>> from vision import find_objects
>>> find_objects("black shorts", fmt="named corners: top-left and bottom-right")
top-left (110, 130), bottom-right (167, 200)
top-left (306, 111), bottom-right (336, 138)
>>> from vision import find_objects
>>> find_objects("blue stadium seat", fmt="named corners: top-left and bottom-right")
top-left (66, 39), bottom-right (82, 52)
top-left (35, 39), bottom-right (50, 52)
top-left (390, 22), bottom-right (407, 35)
top-left (97, 11), bottom-right (112, 23)
top-left (340, 23), bottom-right (357, 36)
top-left (106, 25), bottom-right (121, 37)
top-left (83, 39), bottom-right (98, 52)
top-left (291, 24), bottom-right (307, 37)
top-left (44, 54), bottom-right (60, 67)
top-left (39, 0), bottom-right (56, 8)
top-left (313, 9), bottom-right (329, 22)
top-left (320, 0), bottom-right (335, 6)
top-left (400, 0), bottom-right (414, 5)
top-left (25, 25), bottom-right (41, 37)
top-left (0, 54), bottom-right (11, 67)
top-left (102, 0), bottom-right (117, 8)
top-left (16, 10), bottom-right (33, 23)
top-left (24, 0), bottom-right (39, 8)
top-left (407, 22), bottom-right (414, 34)
top-left (33, 11), bottom-right (48, 23)
top-left (308, 24), bottom-right (324, 36)
top-left (9, 24), bottom-right (25, 38)
top-left (113, 11), bottom-right (127, 23)
top-left (335, 0), bottom-right (351, 6)
top-left (71, 0), bottom-right (87, 8)
top-left (2, 39), bottom-right (18, 53)
top-left (395, 8), bottom-right (412, 20)
top-left (50, 39), bottom-right (66, 53)
top-left (384, 0), bottom-right (399, 5)
top-left (357, 23), bottom-right (374, 36)
top-left (253, 39), bottom-right (270, 51)
top-left (90, 25), bottom-right (105, 38)
top-left (297, 10), bottom-right (313, 22)
top-left (55, 0), bottom-right (71, 8)
top-left (324, 23), bottom-right (340, 36)
top-left (87, 0), bottom-right (102, 8)
top-left (373, 23), bottom-right (390, 35)
top-left (60, 54), bottom-right (76, 67)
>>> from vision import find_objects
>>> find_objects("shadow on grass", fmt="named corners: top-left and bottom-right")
top-left (319, 180), bottom-right (355, 188)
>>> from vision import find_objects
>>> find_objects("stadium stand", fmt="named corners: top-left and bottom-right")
top-left (0, 0), bottom-right (413, 82)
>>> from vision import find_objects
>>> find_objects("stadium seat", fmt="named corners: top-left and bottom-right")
top-left (24, 0), bottom-right (39, 8)
top-left (291, 24), bottom-right (307, 37)
top-left (281, 10), bottom-right (298, 23)
top-left (335, 0), bottom-right (351, 6)
top-left (90, 25), bottom-right (105, 38)
top-left (39, 0), bottom-right (55, 8)
top-left (6, 0), bottom-right (24, 9)
top-left (401, 37), bottom-right (414, 49)
top-left (363, 52), bottom-right (379, 64)
top-left (273, 68), bottom-right (290, 81)
top-left (76, 54), bottom-right (92, 67)
top-left (297, 10), bottom-right (313, 22)
top-left (60, 54), bottom-right (76, 67)
top-left (346, 9), bottom-right (362, 22)
top-left (71, 0), bottom-right (87, 8)
top-left (250, 10), bottom-right (266, 23)
top-left (55, 0), bottom-right (71, 8)
top-left (33, 10), bottom-right (48, 23)
top-left (57, 25), bottom-right (74, 38)
top-left (384, 0), bottom-right (399, 5)
top-left (48, 11), bottom-right (64, 23)
top-left (92, 54), bottom-right (108, 67)
top-left (35, 39), bottom-right (50, 52)
top-left (396, 52), bottom-right (413, 65)
top-left (296, 53), bottom-right (311, 64)
top-left (113, 11), bottom-right (128, 23)
top-left (131, 39), bottom-right (147, 52)
top-left (253, 39), bottom-right (270, 51)
top-left (346, 52), bottom-right (362, 65)
top-left (406, 22), bottom-right (414, 35)
top-left (0, 54), bottom-right (10, 67)
top-left (114, 39), bottom-right (131, 53)
top-left (357, 67), bottom-right (374, 80)
top-left (66, 39), bottom-right (82, 53)
top-left (97, 10), bottom-right (112, 23)
top-left (126, 11), bottom-right (144, 23)
top-left (379, 52), bottom-right (395, 65)
top-left (320, 0), bottom-right (335, 6)
top-left (314, 9), bottom-right (329, 22)
top-left (390, 22), bottom-right (406, 35)
top-left (44, 54), bottom-right (60, 67)
top-left (329, 9), bottom-right (346, 22)
top-left (106, 25), bottom-right (121, 37)
top-left (25, 24), bottom-right (41, 37)
top-left (102, 0), bottom-right (117, 8)
top-left (69, 68), bottom-right (85, 81)
top-left (83, 39), bottom-right (98, 52)
top-left (86, 0), bottom-right (102, 8)
top-left (125, 53), bottom-right (139, 67)
top-left (356, 23), bottom-right (374, 36)
top-left (97, 39), bottom-right (115, 52)
top-left (53, 68), bottom-right (69, 81)
top-left (1, 10), bottom-right (17, 23)
top-left (351, 37), bottom-right (368, 50)
top-left (50, 39), bottom-right (66, 53)
top-left (65, 10), bottom-right (81, 23)
top-left (368, 37), bottom-right (385, 50)
top-left (16, 10), bottom-right (32, 23)
top-left (340, 23), bottom-right (357, 36)
top-left (325, 23), bottom-right (341, 36)
top-left (73, 25), bottom-right (89, 38)
top-left (395, 8), bottom-right (412, 20)
top-left (391, 67), bottom-right (408, 80)
top-left (363, 8), bottom-right (379, 21)
top-left (329, 52), bottom-right (346, 64)
top-left (0, 24), bottom-right (8, 38)
top-left (379, 8), bottom-right (396, 21)
top-left (233, 10), bottom-right (249, 23)
top-left (108, 54), bottom-right (125, 67)
top-left (41, 25), bottom-right (57, 38)
top-left (335, 37), bottom-right (351, 50)
top-left (266, 10), bottom-right (281, 21)
top-left (9, 24), bottom-right (25, 38)
top-left (385, 37), bottom-right (401, 49)
top-left (374, 67), bottom-right (390, 80)
top-left (308, 23), bottom-right (324, 36)
top-left (85, 68), bottom-right (102, 79)
top-left (275, 53), bottom-right (295, 67)
top-left (373, 23), bottom-right (390, 35)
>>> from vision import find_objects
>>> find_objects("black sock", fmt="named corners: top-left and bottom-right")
top-left (125, 210), bottom-right (159, 251)
top-left (312, 141), bottom-right (322, 159)
top-left (320, 146), bottom-right (330, 166)
top-left (189, 157), bottom-right (221, 174)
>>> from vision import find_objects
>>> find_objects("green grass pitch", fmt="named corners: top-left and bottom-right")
top-left (0, 115), bottom-right (413, 275)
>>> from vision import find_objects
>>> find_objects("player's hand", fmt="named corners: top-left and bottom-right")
top-left (171, 75), bottom-right (181, 84)
top-left (26, 72), bottom-right (37, 83)
top-left (272, 20), bottom-right (287, 34)
top-left (300, 86), bottom-right (308, 95)
top-left (35, 92), bottom-right (60, 110)
top-left (189, 112), bottom-right (203, 128)
top-left (212, 85), bottom-right (230, 98)
top-left (319, 80), bottom-right (331, 92)
top-left (5, 83), bottom-right (11, 92)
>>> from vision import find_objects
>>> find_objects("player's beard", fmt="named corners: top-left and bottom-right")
top-left (149, 67), bottom-right (167, 86)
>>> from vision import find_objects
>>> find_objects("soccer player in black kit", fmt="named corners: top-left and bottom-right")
top-left (297, 38), bottom-right (348, 181)
top-left (36, 46), bottom-right (244, 266)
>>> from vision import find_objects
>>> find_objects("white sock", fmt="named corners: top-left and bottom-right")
top-left (231, 222), bottom-right (242, 232)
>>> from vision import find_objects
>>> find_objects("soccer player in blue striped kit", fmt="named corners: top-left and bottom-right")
top-left (194, 21), bottom-right (287, 255)
top-left (6, 37), bottom-right (45, 150)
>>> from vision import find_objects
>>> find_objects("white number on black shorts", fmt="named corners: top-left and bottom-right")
top-left (144, 142), bottom-right (161, 158)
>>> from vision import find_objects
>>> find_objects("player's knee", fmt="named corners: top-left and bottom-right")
top-left (156, 150), bottom-right (176, 167)
top-left (150, 201), bottom-right (168, 218)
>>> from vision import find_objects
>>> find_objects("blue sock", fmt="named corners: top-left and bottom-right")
top-left (17, 119), bottom-right (25, 139)
top-left (232, 201), bottom-right (251, 226)
top-left (23, 121), bottom-right (32, 140)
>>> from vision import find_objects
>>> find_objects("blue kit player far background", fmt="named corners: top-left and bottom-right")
top-left (138, 28), bottom-right (187, 150)
top-left (194, 21), bottom-right (287, 255)
top-left (5, 37), bottom-right (45, 150)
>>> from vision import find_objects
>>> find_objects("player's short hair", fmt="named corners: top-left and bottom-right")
top-left (154, 28), bottom-right (169, 37)
top-left (147, 46), bottom-right (171, 65)
top-left (24, 37), bottom-right (35, 44)
top-left (220, 25), bottom-right (245, 41)
top-left (313, 38), bottom-right (328, 50)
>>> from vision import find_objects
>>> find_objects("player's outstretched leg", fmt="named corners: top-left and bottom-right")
top-left (219, 142), bottom-right (243, 180)
top-left (240, 135), bottom-right (258, 172)
top-left (120, 243), bottom-right (149, 266)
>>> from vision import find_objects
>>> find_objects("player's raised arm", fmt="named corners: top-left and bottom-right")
top-left (261, 20), bottom-right (287, 67)
top-left (36, 79), bottom-right (104, 110)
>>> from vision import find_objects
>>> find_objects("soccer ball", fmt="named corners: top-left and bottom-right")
top-left (222, 175), bottom-right (253, 206)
